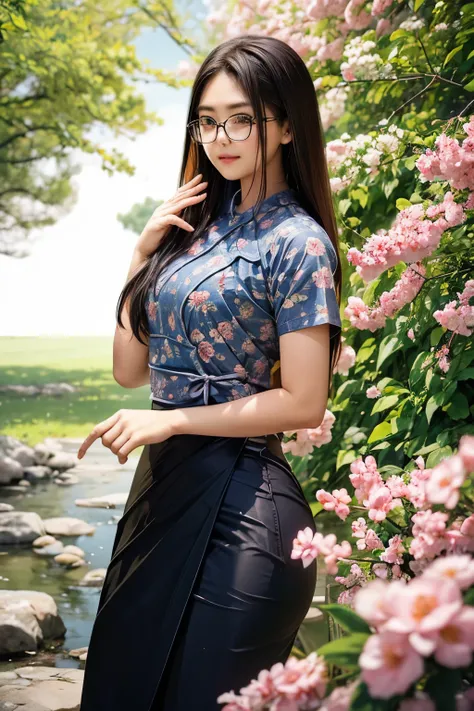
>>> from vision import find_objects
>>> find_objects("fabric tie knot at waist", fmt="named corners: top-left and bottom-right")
top-left (187, 372), bottom-right (242, 405)
top-left (148, 363), bottom-right (246, 406)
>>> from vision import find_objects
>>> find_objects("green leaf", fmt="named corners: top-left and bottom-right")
top-left (464, 77), bottom-right (474, 91)
top-left (370, 394), bottom-right (400, 415)
top-left (368, 421), bottom-right (392, 443)
top-left (458, 367), bottom-right (474, 380)
top-left (443, 46), bottom-right (463, 67)
top-left (414, 0), bottom-right (426, 8)
top-left (317, 633), bottom-right (370, 668)
top-left (318, 604), bottom-right (372, 635)
top-left (425, 668), bottom-right (462, 711)
top-left (444, 392), bottom-right (470, 420)
top-left (396, 198), bottom-right (412, 210)
top-left (377, 335), bottom-right (403, 370)
top-left (426, 445), bottom-right (453, 468)
top-left (464, 587), bottom-right (474, 606)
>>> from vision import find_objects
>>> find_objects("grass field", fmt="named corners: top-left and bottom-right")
top-left (0, 336), bottom-right (150, 447)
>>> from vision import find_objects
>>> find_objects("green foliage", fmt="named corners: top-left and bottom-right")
top-left (0, 0), bottom-right (195, 248)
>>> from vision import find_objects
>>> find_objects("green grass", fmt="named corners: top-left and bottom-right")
top-left (0, 336), bottom-right (150, 447)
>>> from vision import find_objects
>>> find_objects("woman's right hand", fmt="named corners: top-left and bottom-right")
top-left (136, 173), bottom-right (208, 258)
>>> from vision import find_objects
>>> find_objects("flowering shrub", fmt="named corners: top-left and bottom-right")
top-left (178, 0), bottom-right (474, 707)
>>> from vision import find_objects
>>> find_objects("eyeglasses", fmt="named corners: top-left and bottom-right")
top-left (187, 113), bottom-right (279, 144)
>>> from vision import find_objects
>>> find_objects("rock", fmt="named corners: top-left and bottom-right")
top-left (7, 444), bottom-right (37, 469)
top-left (33, 541), bottom-right (65, 557)
top-left (0, 435), bottom-right (24, 454)
top-left (0, 456), bottom-right (23, 485)
top-left (75, 493), bottom-right (128, 509)
top-left (0, 665), bottom-right (84, 710)
top-left (0, 503), bottom-right (14, 512)
top-left (32, 535), bottom-right (57, 548)
top-left (46, 453), bottom-right (78, 472)
top-left (53, 474), bottom-right (79, 486)
top-left (78, 569), bottom-right (106, 587)
top-left (62, 545), bottom-right (85, 558)
top-left (0, 592), bottom-right (67, 657)
top-left (23, 466), bottom-right (54, 483)
top-left (0, 512), bottom-right (46, 544)
top-left (0, 591), bottom-right (66, 652)
top-left (54, 553), bottom-right (86, 568)
top-left (67, 646), bottom-right (88, 659)
top-left (41, 383), bottom-right (77, 396)
top-left (43, 517), bottom-right (95, 537)
top-left (0, 598), bottom-right (42, 654)
top-left (18, 479), bottom-right (31, 488)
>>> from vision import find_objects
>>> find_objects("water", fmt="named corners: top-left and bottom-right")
top-left (0, 437), bottom-right (138, 669)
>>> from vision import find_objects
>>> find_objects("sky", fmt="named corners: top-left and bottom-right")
top-left (0, 11), bottom-right (207, 337)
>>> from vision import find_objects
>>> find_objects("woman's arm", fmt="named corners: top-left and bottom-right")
top-left (168, 324), bottom-right (330, 437)
top-left (113, 249), bottom-right (150, 389)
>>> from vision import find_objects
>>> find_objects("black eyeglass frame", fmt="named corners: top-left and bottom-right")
top-left (186, 113), bottom-right (280, 144)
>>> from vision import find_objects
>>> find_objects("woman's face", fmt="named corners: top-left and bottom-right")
top-left (196, 71), bottom-right (290, 186)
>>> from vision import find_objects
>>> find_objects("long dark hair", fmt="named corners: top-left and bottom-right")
top-left (116, 34), bottom-right (342, 398)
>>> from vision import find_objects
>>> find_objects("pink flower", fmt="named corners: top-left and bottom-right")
top-left (458, 434), bottom-right (474, 473)
top-left (291, 529), bottom-right (352, 575)
top-left (366, 385), bottom-right (381, 398)
top-left (351, 517), bottom-right (367, 539)
top-left (366, 485), bottom-right (399, 522)
top-left (380, 535), bottom-right (405, 564)
top-left (359, 631), bottom-right (424, 698)
top-left (425, 454), bottom-right (466, 509)
top-left (316, 488), bottom-right (352, 521)
top-left (270, 651), bottom-right (328, 703)
top-left (399, 694), bottom-right (436, 711)
top-left (333, 342), bottom-right (356, 375)
top-left (359, 528), bottom-right (384, 552)
top-left (428, 606), bottom-right (474, 668)
top-left (290, 527), bottom-right (319, 568)
top-left (422, 554), bottom-right (474, 590)
top-left (383, 577), bottom-right (463, 656)
top-left (353, 579), bottom-right (394, 628)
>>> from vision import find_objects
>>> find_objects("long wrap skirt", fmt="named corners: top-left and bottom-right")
top-left (79, 400), bottom-right (317, 711)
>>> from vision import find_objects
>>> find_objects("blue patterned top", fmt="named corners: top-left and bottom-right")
top-left (146, 187), bottom-right (341, 407)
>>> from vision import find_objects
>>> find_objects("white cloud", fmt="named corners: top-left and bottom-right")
top-left (0, 100), bottom-right (190, 336)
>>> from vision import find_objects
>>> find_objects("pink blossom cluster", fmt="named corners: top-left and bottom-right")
top-left (291, 528), bottom-right (352, 574)
top-left (353, 557), bottom-right (474, 698)
top-left (433, 278), bottom-right (474, 337)
top-left (326, 125), bottom-right (404, 182)
top-left (316, 488), bottom-right (352, 520)
top-left (346, 195), bottom-right (465, 283)
top-left (344, 264), bottom-right (426, 331)
top-left (416, 116), bottom-right (474, 191)
top-left (341, 36), bottom-right (393, 81)
top-left (333, 338), bottom-right (356, 375)
top-left (282, 410), bottom-right (335, 456)
top-left (217, 650), bottom-right (328, 711)
top-left (349, 455), bottom-right (402, 522)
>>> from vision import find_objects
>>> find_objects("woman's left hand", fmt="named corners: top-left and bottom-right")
top-left (77, 409), bottom-right (175, 464)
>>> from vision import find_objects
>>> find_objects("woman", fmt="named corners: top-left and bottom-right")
top-left (78, 34), bottom-right (342, 711)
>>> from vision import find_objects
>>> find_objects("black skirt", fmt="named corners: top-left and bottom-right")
top-left (79, 400), bottom-right (317, 711)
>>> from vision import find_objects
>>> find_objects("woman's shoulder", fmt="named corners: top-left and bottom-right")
top-left (257, 203), bottom-right (336, 267)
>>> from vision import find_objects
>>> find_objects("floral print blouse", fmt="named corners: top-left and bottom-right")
top-left (146, 187), bottom-right (342, 407)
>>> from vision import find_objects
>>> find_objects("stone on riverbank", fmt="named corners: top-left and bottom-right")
top-left (74, 492), bottom-right (128, 508)
top-left (0, 591), bottom-right (66, 655)
top-left (0, 512), bottom-right (46, 544)
top-left (0, 665), bottom-right (83, 710)
top-left (42, 518), bottom-right (95, 537)
top-left (78, 569), bottom-right (106, 587)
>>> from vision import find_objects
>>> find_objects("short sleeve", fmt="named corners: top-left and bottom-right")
top-left (265, 217), bottom-right (342, 337)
